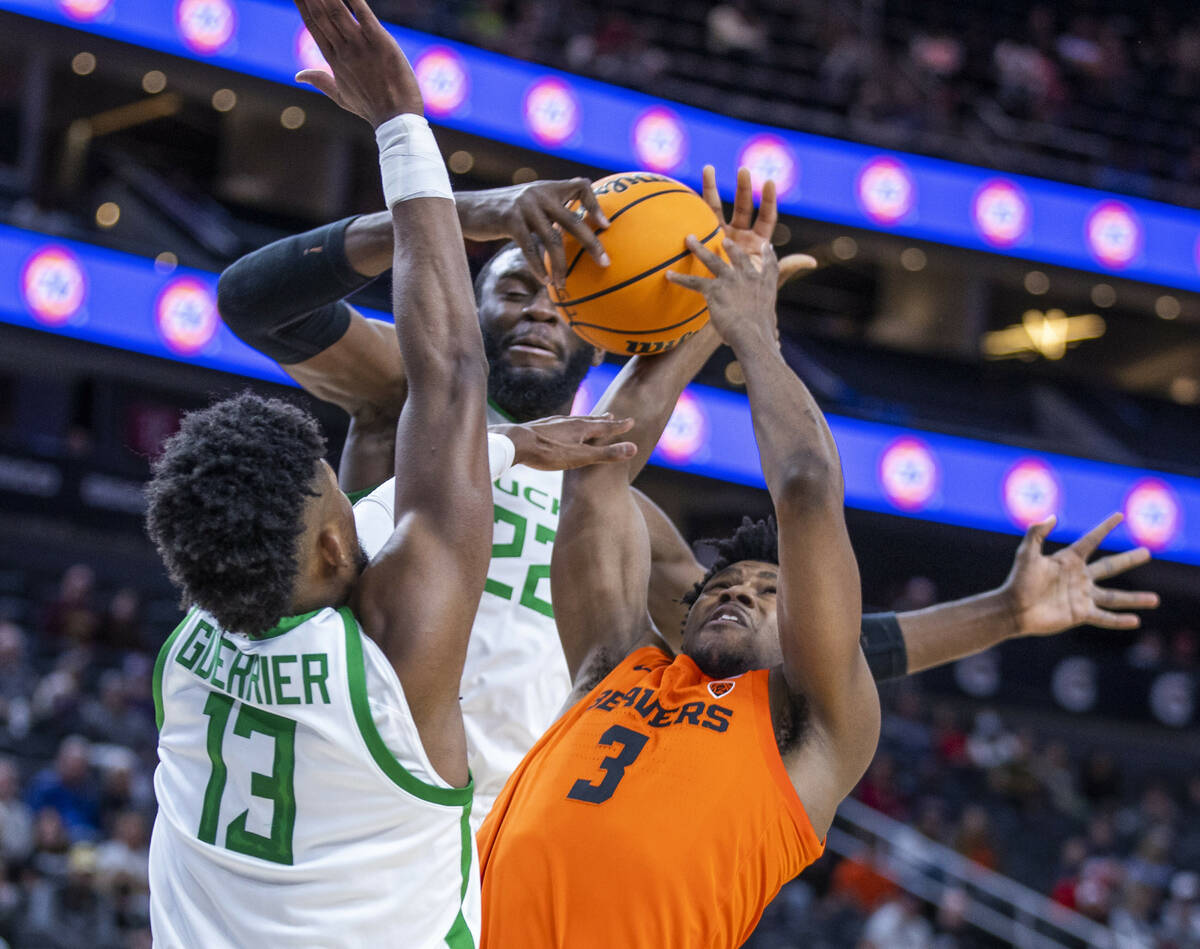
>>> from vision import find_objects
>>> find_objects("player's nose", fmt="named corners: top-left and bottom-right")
top-left (523, 289), bottom-right (559, 323)
top-left (718, 589), bottom-right (755, 608)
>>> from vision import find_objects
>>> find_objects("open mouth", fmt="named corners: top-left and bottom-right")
top-left (704, 605), bottom-right (751, 629)
top-left (505, 337), bottom-right (561, 360)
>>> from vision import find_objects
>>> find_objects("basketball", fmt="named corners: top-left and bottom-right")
top-left (547, 172), bottom-right (727, 356)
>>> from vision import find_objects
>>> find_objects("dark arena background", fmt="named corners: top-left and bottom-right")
top-left (0, 0), bottom-right (1198, 946)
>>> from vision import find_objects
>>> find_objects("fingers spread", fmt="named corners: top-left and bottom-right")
top-left (665, 270), bottom-right (709, 291)
top-left (701, 165), bottom-right (724, 224)
top-left (731, 167), bottom-right (755, 231)
top-left (527, 210), bottom-right (567, 287)
top-left (687, 234), bottom-right (728, 275)
top-left (574, 181), bottom-right (611, 230)
top-left (1093, 588), bottom-right (1161, 610)
top-left (1087, 608), bottom-right (1142, 630)
top-left (510, 229), bottom-right (550, 285)
top-left (1088, 546), bottom-right (1151, 581)
top-left (776, 253), bottom-right (818, 289)
top-left (546, 202), bottom-right (609, 267)
top-left (1018, 515), bottom-right (1057, 555)
top-left (1069, 512), bottom-right (1124, 560)
top-left (753, 179), bottom-right (778, 240)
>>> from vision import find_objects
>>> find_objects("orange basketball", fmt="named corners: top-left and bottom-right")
top-left (547, 172), bottom-right (727, 356)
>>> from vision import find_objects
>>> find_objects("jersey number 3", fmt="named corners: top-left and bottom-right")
top-left (567, 725), bottom-right (648, 804)
top-left (198, 693), bottom-right (297, 865)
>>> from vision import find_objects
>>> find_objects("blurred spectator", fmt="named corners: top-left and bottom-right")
top-left (1109, 881), bottom-right (1159, 948)
top-left (14, 843), bottom-right (121, 949)
top-left (41, 566), bottom-right (98, 650)
top-left (953, 805), bottom-right (999, 872)
top-left (706, 0), bottom-right (766, 59)
top-left (79, 672), bottom-right (155, 752)
top-left (0, 625), bottom-right (31, 743)
top-left (829, 839), bottom-right (899, 914)
top-left (856, 754), bottom-right (907, 820)
top-left (858, 893), bottom-right (933, 949)
top-left (0, 760), bottom-right (32, 864)
top-left (1160, 871), bottom-right (1200, 947)
top-left (1081, 750), bottom-right (1124, 809)
top-left (965, 710), bottom-right (1019, 770)
top-left (94, 811), bottom-right (149, 897)
top-left (25, 737), bottom-right (100, 841)
top-left (95, 590), bottom-right (144, 655)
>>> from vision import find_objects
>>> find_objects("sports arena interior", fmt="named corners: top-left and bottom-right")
top-left (0, 0), bottom-right (1198, 946)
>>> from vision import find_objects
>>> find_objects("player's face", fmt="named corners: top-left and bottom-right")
top-left (477, 247), bottom-right (596, 421)
top-left (680, 561), bottom-right (783, 679)
top-left (313, 460), bottom-right (368, 584)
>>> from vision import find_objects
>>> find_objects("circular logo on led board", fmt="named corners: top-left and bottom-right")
top-left (973, 179), bottom-right (1030, 248)
top-left (1002, 458), bottom-right (1060, 528)
top-left (21, 246), bottom-right (87, 327)
top-left (857, 157), bottom-right (916, 225)
top-left (632, 107), bottom-right (687, 173)
top-left (657, 391), bottom-right (708, 464)
top-left (176, 0), bottom-right (237, 56)
top-left (736, 134), bottom-right (797, 198)
top-left (879, 436), bottom-right (939, 511)
top-left (1085, 200), bottom-right (1142, 270)
top-left (523, 77), bottom-right (580, 147)
top-left (155, 277), bottom-right (219, 355)
top-left (1123, 478), bottom-right (1181, 550)
top-left (415, 47), bottom-right (470, 117)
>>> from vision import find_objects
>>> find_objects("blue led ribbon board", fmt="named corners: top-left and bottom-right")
top-left (4, 0), bottom-right (1200, 292)
top-left (3, 222), bottom-right (1197, 564)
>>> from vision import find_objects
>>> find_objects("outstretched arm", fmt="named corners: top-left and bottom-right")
top-left (296, 0), bottom-right (490, 788)
top-left (893, 513), bottom-right (1158, 675)
top-left (668, 238), bottom-right (878, 835)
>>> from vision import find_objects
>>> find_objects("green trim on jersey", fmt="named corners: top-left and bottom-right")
top-left (153, 609), bottom-right (197, 730)
top-left (486, 398), bottom-right (515, 422)
top-left (442, 799), bottom-right (476, 948)
top-left (257, 610), bottom-right (322, 640)
top-left (338, 607), bottom-right (474, 807)
top-left (345, 484), bottom-right (383, 505)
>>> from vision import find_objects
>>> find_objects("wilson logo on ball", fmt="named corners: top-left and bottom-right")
top-left (548, 172), bottom-right (725, 356)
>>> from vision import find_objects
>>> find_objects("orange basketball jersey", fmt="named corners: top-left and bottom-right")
top-left (477, 646), bottom-right (824, 948)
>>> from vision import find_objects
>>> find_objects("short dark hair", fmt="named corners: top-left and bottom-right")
top-left (145, 392), bottom-right (327, 636)
top-left (473, 240), bottom-right (520, 303)
top-left (682, 516), bottom-right (779, 608)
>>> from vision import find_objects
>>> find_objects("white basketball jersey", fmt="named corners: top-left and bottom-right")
top-left (150, 607), bottom-right (480, 949)
top-left (354, 407), bottom-right (569, 830)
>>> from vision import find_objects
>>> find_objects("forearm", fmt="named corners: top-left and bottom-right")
top-left (390, 199), bottom-right (487, 392)
top-left (896, 587), bottom-right (1017, 675)
top-left (733, 335), bottom-right (841, 500)
top-left (593, 324), bottom-right (721, 478)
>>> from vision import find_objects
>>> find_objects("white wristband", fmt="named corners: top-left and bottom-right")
top-left (487, 432), bottom-right (517, 481)
top-left (375, 113), bottom-right (453, 208)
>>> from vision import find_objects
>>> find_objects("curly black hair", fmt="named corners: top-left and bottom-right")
top-left (681, 515), bottom-right (779, 609)
top-left (145, 392), bottom-right (327, 636)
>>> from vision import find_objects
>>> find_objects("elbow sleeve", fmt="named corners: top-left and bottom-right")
top-left (217, 216), bottom-right (373, 364)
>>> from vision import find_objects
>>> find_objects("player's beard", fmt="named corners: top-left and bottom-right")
top-left (686, 639), bottom-right (759, 681)
top-left (354, 541), bottom-right (370, 577)
top-left (483, 326), bottom-right (595, 422)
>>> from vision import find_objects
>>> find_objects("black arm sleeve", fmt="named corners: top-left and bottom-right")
top-left (860, 612), bottom-right (908, 682)
top-left (217, 216), bottom-right (377, 364)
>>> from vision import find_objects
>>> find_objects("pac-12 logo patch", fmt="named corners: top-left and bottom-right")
top-left (708, 681), bottom-right (735, 699)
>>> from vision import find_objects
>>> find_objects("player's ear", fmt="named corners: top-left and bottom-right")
top-left (315, 525), bottom-right (352, 573)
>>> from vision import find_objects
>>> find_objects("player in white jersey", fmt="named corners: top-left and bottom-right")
top-left (141, 4), bottom-right (637, 943)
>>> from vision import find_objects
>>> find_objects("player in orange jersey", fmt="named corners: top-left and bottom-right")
top-left (478, 230), bottom-right (881, 947)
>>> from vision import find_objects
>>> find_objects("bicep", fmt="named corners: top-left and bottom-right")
top-left (552, 469), bottom-right (656, 686)
top-left (635, 489), bottom-right (704, 648)
top-left (283, 313), bottom-right (407, 419)
top-left (776, 496), bottom-right (878, 776)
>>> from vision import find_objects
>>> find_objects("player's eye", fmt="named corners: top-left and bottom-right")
top-left (762, 587), bottom-right (776, 596)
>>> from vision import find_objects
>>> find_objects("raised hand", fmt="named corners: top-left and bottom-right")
top-left (1004, 513), bottom-right (1160, 637)
top-left (455, 179), bottom-right (611, 287)
top-left (294, 0), bottom-right (423, 126)
top-left (664, 235), bottom-right (779, 352)
top-left (699, 165), bottom-right (815, 289)
top-left (492, 415), bottom-right (637, 472)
